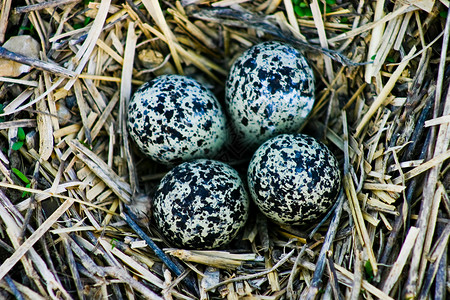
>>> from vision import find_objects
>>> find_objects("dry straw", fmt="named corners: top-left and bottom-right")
top-left (0, 0), bottom-right (448, 299)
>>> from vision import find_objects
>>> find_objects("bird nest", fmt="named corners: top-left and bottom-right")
top-left (0, 0), bottom-right (449, 299)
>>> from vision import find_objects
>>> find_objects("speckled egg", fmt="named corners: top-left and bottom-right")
top-left (225, 41), bottom-right (315, 151)
top-left (127, 75), bottom-right (228, 165)
top-left (153, 159), bottom-right (249, 249)
top-left (247, 134), bottom-right (340, 225)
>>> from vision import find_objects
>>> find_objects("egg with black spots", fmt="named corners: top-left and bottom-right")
top-left (247, 134), bottom-right (340, 225)
top-left (225, 41), bottom-right (315, 152)
top-left (127, 75), bottom-right (228, 165)
top-left (153, 159), bottom-right (250, 249)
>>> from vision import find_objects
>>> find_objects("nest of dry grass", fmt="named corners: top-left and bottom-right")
top-left (0, 0), bottom-right (449, 299)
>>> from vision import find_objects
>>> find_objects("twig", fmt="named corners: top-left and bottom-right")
top-left (103, 266), bottom-right (163, 300)
top-left (0, 76), bottom-right (38, 87)
top-left (343, 111), bottom-right (378, 274)
top-left (283, 0), bottom-right (300, 33)
top-left (141, 23), bottom-right (222, 83)
top-left (121, 206), bottom-right (199, 296)
top-left (141, 0), bottom-right (183, 74)
top-left (205, 249), bottom-right (296, 292)
top-left (0, 0), bottom-right (12, 43)
top-left (0, 196), bottom-right (75, 281)
top-left (69, 139), bottom-right (132, 203)
top-left (305, 193), bottom-right (344, 299)
top-left (63, 0), bottom-right (112, 90)
top-left (432, 216), bottom-right (448, 300)
top-left (392, 149), bottom-right (450, 185)
top-left (4, 275), bottom-right (25, 300)
top-left (73, 79), bottom-right (92, 146)
top-left (36, 79), bottom-right (53, 162)
top-left (418, 181), bottom-right (447, 282)
top-left (167, 249), bottom-right (256, 269)
top-left (308, 197), bottom-right (342, 239)
top-left (0, 191), bottom-right (71, 298)
top-left (188, 6), bottom-right (368, 66)
top-left (61, 235), bottom-right (84, 300)
top-left (418, 223), bottom-right (450, 300)
top-left (66, 234), bottom-right (106, 277)
top-left (125, 0), bottom-right (151, 24)
top-left (120, 22), bottom-right (140, 196)
top-left (350, 249), bottom-right (363, 300)
top-left (14, 0), bottom-right (81, 14)
top-left (97, 238), bottom-right (164, 288)
top-left (0, 238), bottom-right (14, 254)
top-left (0, 278), bottom-right (46, 300)
top-left (355, 46), bottom-right (416, 137)
top-left (73, 232), bottom-right (125, 299)
top-left (0, 119), bottom-right (37, 130)
top-left (257, 213), bottom-right (270, 251)
top-left (403, 91), bottom-right (435, 162)
top-left (120, 211), bottom-right (177, 276)
top-left (326, 251), bottom-right (342, 300)
top-left (0, 47), bottom-right (75, 78)
top-left (298, 258), bottom-right (394, 300)
top-left (329, 5), bottom-right (418, 43)
top-left (310, 0), bottom-right (334, 81)
top-left (287, 245), bottom-right (307, 299)
top-left (404, 65), bottom-right (450, 299)
top-left (381, 226), bottom-right (419, 294)
top-left (19, 162), bottom-right (40, 240)
top-left (369, 4), bottom-right (404, 79)
top-left (36, 218), bottom-right (61, 297)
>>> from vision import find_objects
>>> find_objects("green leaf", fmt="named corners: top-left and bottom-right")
top-left (365, 260), bottom-right (374, 282)
top-left (325, 0), bottom-right (336, 5)
top-left (294, 5), bottom-right (304, 17)
top-left (294, 5), bottom-right (312, 17)
top-left (386, 56), bottom-right (396, 63)
top-left (22, 183), bottom-right (31, 198)
top-left (79, 140), bottom-right (92, 150)
top-left (11, 141), bottom-right (24, 151)
top-left (20, 24), bottom-right (35, 34)
top-left (12, 168), bottom-right (30, 184)
top-left (17, 127), bottom-right (25, 141)
top-left (110, 238), bottom-right (118, 249)
top-left (303, 7), bottom-right (313, 17)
